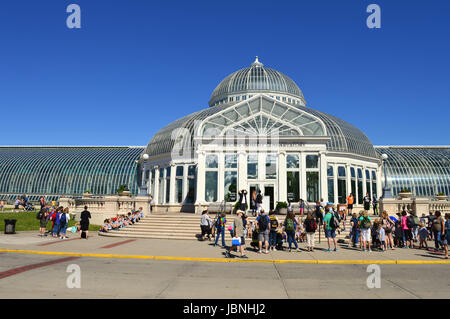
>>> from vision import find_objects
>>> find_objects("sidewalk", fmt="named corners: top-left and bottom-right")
top-left (0, 231), bottom-right (448, 263)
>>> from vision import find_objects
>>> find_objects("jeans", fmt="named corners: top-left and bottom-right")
top-left (412, 226), bottom-right (419, 242)
top-left (59, 224), bottom-right (67, 235)
top-left (352, 229), bottom-right (360, 246)
top-left (269, 230), bottom-right (277, 247)
top-left (215, 228), bottom-right (226, 247)
top-left (433, 230), bottom-right (443, 250)
top-left (286, 231), bottom-right (298, 249)
top-left (53, 223), bottom-right (60, 236)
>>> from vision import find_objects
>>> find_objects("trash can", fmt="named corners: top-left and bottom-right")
top-left (4, 219), bottom-right (17, 234)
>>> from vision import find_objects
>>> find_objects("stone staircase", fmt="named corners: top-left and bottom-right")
top-left (98, 213), bottom-right (365, 242)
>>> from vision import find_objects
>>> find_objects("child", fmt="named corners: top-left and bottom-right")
top-left (418, 222), bottom-right (429, 249)
top-left (378, 223), bottom-right (386, 251)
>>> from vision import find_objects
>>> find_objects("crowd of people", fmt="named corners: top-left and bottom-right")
top-left (199, 193), bottom-right (450, 260)
top-left (99, 209), bottom-right (144, 232)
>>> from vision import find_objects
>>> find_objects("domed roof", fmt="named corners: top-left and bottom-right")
top-left (209, 57), bottom-right (306, 107)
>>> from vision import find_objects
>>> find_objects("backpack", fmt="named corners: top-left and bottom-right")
top-left (329, 214), bottom-right (340, 229)
top-left (36, 211), bottom-right (43, 220)
top-left (270, 216), bottom-right (278, 230)
top-left (258, 216), bottom-right (268, 231)
top-left (406, 216), bottom-right (415, 229)
top-left (413, 216), bottom-right (420, 226)
top-left (215, 217), bottom-right (222, 229)
top-left (361, 216), bottom-right (371, 229)
top-left (305, 219), bottom-right (317, 232)
top-left (285, 218), bottom-right (295, 231)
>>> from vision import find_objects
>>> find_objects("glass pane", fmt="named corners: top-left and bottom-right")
top-left (351, 180), bottom-right (356, 196)
top-left (186, 178), bottom-right (196, 204)
top-left (166, 167), bottom-right (171, 178)
top-left (166, 178), bottom-right (170, 203)
top-left (338, 166), bottom-right (346, 177)
top-left (206, 154), bottom-right (218, 169)
top-left (307, 172), bottom-right (319, 202)
top-left (224, 171), bottom-right (237, 202)
top-left (366, 181), bottom-right (371, 198)
top-left (372, 182), bottom-right (377, 199)
top-left (225, 154), bottom-right (237, 169)
top-left (306, 155), bottom-right (318, 168)
top-left (176, 166), bottom-right (183, 177)
top-left (177, 179), bottom-right (183, 203)
top-left (247, 154), bottom-right (258, 179)
top-left (266, 154), bottom-right (277, 179)
top-left (358, 181), bottom-right (363, 204)
top-left (287, 171), bottom-right (300, 202)
top-left (357, 168), bottom-right (363, 179)
top-left (338, 179), bottom-right (346, 204)
top-left (327, 165), bottom-right (333, 177)
top-left (286, 154), bottom-right (299, 169)
top-left (350, 167), bottom-right (356, 178)
top-left (188, 165), bottom-right (196, 176)
top-left (158, 179), bottom-right (164, 203)
top-left (372, 171), bottom-right (377, 180)
top-left (366, 169), bottom-right (370, 180)
top-left (328, 178), bottom-right (334, 203)
top-left (205, 171), bottom-right (218, 202)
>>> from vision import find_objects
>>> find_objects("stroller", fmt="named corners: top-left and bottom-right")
top-left (24, 202), bottom-right (34, 211)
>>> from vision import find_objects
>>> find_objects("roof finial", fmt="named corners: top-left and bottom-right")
top-left (251, 56), bottom-right (263, 67)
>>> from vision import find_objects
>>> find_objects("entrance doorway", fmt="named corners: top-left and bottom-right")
top-left (249, 183), bottom-right (275, 212)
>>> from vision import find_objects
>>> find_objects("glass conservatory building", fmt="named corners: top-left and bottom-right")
top-left (0, 58), bottom-right (448, 209)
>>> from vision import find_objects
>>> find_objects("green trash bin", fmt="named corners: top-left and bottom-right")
top-left (4, 219), bottom-right (17, 234)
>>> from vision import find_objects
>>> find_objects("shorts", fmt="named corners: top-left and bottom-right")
top-left (444, 234), bottom-right (450, 246)
top-left (404, 229), bottom-right (413, 241)
top-left (239, 236), bottom-right (246, 245)
top-left (258, 230), bottom-right (269, 242)
top-left (348, 204), bottom-right (353, 210)
top-left (325, 229), bottom-right (336, 238)
top-left (361, 228), bottom-right (371, 242)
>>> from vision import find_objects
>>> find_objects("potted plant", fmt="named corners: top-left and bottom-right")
top-left (399, 189), bottom-right (412, 199)
top-left (233, 201), bottom-right (248, 214)
top-left (275, 201), bottom-right (288, 215)
top-left (83, 190), bottom-right (92, 198)
top-left (117, 185), bottom-right (131, 196)
top-left (436, 192), bottom-right (447, 201)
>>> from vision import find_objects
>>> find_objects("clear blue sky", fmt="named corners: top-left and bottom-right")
top-left (0, 0), bottom-right (449, 146)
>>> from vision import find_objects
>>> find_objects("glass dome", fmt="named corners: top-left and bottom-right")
top-left (209, 57), bottom-right (306, 107)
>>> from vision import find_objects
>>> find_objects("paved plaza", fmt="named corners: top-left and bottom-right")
top-left (0, 232), bottom-right (449, 299)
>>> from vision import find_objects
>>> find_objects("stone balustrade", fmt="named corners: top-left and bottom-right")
top-left (380, 197), bottom-right (450, 217)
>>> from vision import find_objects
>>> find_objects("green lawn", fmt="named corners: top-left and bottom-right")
top-left (0, 211), bottom-right (100, 233)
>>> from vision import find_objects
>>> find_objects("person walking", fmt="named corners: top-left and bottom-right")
top-left (250, 190), bottom-right (257, 217)
top-left (200, 210), bottom-right (213, 241)
top-left (256, 209), bottom-right (270, 254)
top-left (256, 191), bottom-right (263, 215)
top-left (359, 210), bottom-right (372, 252)
top-left (214, 212), bottom-right (227, 248)
top-left (402, 211), bottom-right (413, 248)
top-left (363, 192), bottom-right (371, 211)
top-left (268, 210), bottom-right (279, 251)
top-left (80, 206), bottom-right (91, 239)
top-left (381, 211), bottom-right (395, 250)
top-left (225, 210), bottom-right (248, 259)
top-left (304, 212), bottom-right (317, 252)
top-left (284, 211), bottom-right (300, 252)
top-left (432, 211), bottom-right (445, 252)
top-left (323, 207), bottom-right (338, 252)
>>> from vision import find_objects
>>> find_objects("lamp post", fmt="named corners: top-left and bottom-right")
top-left (139, 154), bottom-right (149, 196)
top-left (381, 153), bottom-right (392, 198)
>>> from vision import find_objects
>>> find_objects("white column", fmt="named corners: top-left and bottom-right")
top-left (237, 151), bottom-right (247, 192)
top-left (258, 152), bottom-right (266, 183)
top-left (169, 164), bottom-right (176, 204)
top-left (319, 151), bottom-right (327, 202)
top-left (278, 151), bottom-right (287, 202)
top-left (153, 167), bottom-right (160, 204)
top-left (362, 167), bottom-right (367, 197)
top-left (147, 169), bottom-right (151, 195)
top-left (333, 164), bottom-right (338, 204)
top-left (196, 151), bottom-right (205, 204)
top-left (218, 152), bottom-right (224, 203)
top-left (300, 152), bottom-right (307, 201)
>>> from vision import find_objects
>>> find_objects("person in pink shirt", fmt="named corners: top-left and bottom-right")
top-left (401, 211), bottom-right (413, 248)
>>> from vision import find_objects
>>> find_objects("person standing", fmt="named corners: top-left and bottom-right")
top-left (372, 195), bottom-right (378, 216)
top-left (363, 193), bottom-right (371, 211)
top-left (432, 211), bottom-right (445, 252)
top-left (299, 199), bottom-right (304, 217)
top-left (38, 207), bottom-right (49, 237)
top-left (59, 208), bottom-right (70, 239)
top-left (359, 210), bottom-right (372, 252)
top-left (323, 207), bottom-right (338, 252)
top-left (284, 211), bottom-right (300, 252)
top-left (381, 211), bottom-right (395, 250)
top-left (214, 212), bottom-right (227, 248)
top-left (52, 207), bottom-right (63, 238)
top-left (256, 209), bottom-right (270, 254)
top-left (238, 190), bottom-right (248, 212)
top-left (80, 206), bottom-right (91, 239)
top-left (304, 212), bottom-right (317, 252)
top-left (350, 213), bottom-right (360, 248)
top-left (402, 211), bottom-right (413, 249)
top-left (200, 210), bottom-right (213, 241)
top-left (443, 213), bottom-right (450, 259)
top-left (250, 190), bottom-right (257, 217)
top-left (268, 211), bottom-right (279, 251)
top-left (256, 191), bottom-right (263, 215)
top-left (346, 193), bottom-right (354, 217)
top-left (225, 210), bottom-right (248, 258)
top-left (39, 196), bottom-right (46, 210)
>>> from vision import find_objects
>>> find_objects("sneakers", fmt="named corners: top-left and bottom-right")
top-left (333, 248), bottom-right (338, 252)
top-left (265, 250), bottom-right (269, 254)
top-left (368, 249), bottom-right (372, 252)
top-left (240, 255), bottom-right (248, 259)
top-left (258, 250), bottom-right (262, 254)
top-left (325, 249), bottom-right (332, 252)
top-left (296, 248), bottom-right (301, 252)
top-left (224, 251), bottom-right (231, 258)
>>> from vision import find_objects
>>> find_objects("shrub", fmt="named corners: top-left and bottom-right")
top-left (275, 201), bottom-right (288, 211)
